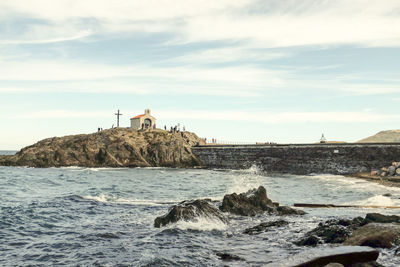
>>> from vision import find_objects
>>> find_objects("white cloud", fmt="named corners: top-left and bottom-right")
top-left (0, 58), bottom-right (286, 96)
top-left (1, 0), bottom-right (400, 47)
top-left (19, 109), bottom-right (400, 124)
top-left (158, 110), bottom-right (400, 123)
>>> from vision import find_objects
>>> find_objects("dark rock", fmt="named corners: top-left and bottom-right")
top-left (363, 213), bottom-right (400, 224)
top-left (243, 220), bottom-right (289, 235)
top-left (219, 186), bottom-right (276, 216)
top-left (382, 193), bottom-right (392, 197)
top-left (271, 246), bottom-right (379, 267)
top-left (295, 218), bottom-right (364, 246)
top-left (348, 261), bottom-right (385, 267)
top-left (154, 199), bottom-right (228, 228)
top-left (216, 252), bottom-right (244, 261)
top-left (325, 263), bottom-right (344, 267)
top-left (344, 223), bottom-right (400, 248)
top-left (277, 205), bottom-right (306, 216)
top-left (388, 166), bottom-right (397, 176)
top-left (294, 234), bottom-right (321, 247)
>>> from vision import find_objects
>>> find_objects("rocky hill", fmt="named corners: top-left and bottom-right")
top-left (358, 130), bottom-right (400, 143)
top-left (0, 128), bottom-right (205, 168)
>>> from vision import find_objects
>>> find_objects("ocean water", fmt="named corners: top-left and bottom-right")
top-left (1, 165), bottom-right (400, 266)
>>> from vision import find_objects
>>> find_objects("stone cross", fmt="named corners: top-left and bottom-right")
top-left (114, 109), bottom-right (122, 127)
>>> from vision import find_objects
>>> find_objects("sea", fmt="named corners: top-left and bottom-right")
top-left (1, 150), bottom-right (400, 266)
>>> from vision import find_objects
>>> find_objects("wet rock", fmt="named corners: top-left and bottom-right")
top-left (348, 262), bottom-right (385, 267)
top-left (387, 166), bottom-right (396, 176)
top-left (380, 171), bottom-right (387, 177)
top-left (363, 213), bottom-right (400, 224)
top-left (324, 263), bottom-right (344, 267)
top-left (396, 168), bottom-right (400, 176)
top-left (344, 223), bottom-right (400, 249)
top-left (219, 186), bottom-right (276, 216)
top-left (277, 205), bottom-right (306, 216)
top-left (154, 199), bottom-right (228, 228)
top-left (273, 246), bottom-right (379, 267)
top-left (295, 218), bottom-right (364, 246)
top-left (294, 234), bottom-right (321, 247)
top-left (216, 252), bottom-right (244, 261)
top-left (243, 220), bottom-right (289, 235)
top-left (382, 193), bottom-right (392, 197)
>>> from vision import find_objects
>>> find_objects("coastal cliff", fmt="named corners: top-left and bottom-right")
top-left (0, 128), bottom-right (204, 168)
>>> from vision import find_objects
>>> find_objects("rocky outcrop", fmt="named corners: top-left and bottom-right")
top-left (277, 205), bottom-right (307, 216)
top-left (219, 186), bottom-right (305, 217)
top-left (216, 252), bottom-right (244, 261)
top-left (369, 161), bottom-right (400, 179)
top-left (344, 223), bottom-right (400, 248)
top-left (289, 246), bottom-right (380, 267)
top-left (154, 199), bottom-right (228, 228)
top-left (295, 217), bottom-right (365, 246)
top-left (0, 128), bottom-right (204, 168)
top-left (243, 220), bottom-right (289, 235)
top-left (155, 186), bottom-right (305, 228)
top-left (219, 186), bottom-right (277, 216)
top-left (296, 213), bottom-right (400, 249)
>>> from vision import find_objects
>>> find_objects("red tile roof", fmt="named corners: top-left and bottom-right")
top-left (131, 114), bottom-right (145, 119)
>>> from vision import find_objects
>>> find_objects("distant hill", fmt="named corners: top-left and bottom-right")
top-left (358, 130), bottom-right (400, 143)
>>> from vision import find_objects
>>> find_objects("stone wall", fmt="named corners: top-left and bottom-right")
top-left (191, 143), bottom-right (400, 174)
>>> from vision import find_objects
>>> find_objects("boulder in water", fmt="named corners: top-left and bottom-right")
top-left (388, 166), bottom-right (397, 176)
top-left (243, 220), bottom-right (289, 235)
top-left (363, 213), bottom-right (400, 224)
top-left (295, 217), bottom-right (364, 246)
top-left (277, 205), bottom-right (306, 216)
top-left (268, 246), bottom-right (379, 267)
top-left (219, 186), bottom-right (276, 216)
top-left (344, 223), bottom-right (400, 248)
top-left (154, 199), bottom-right (228, 228)
top-left (216, 252), bottom-right (244, 261)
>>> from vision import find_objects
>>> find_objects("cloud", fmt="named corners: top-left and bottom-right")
top-left (1, 0), bottom-right (400, 47)
top-left (158, 110), bottom-right (400, 123)
top-left (18, 109), bottom-right (400, 124)
top-left (0, 58), bottom-right (286, 96)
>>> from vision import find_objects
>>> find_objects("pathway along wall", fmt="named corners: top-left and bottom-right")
top-left (191, 143), bottom-right (400, 174)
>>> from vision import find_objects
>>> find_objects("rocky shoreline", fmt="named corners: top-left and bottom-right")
top-left (0, 128), bottom-right (204, 168)
top-left (348, 161), bottom-right (400, 188)
top-left (154, 186), bottom-right (395, 266)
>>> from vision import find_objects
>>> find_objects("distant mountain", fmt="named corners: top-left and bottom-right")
top-left (358, 130), bottom-right (400, 143)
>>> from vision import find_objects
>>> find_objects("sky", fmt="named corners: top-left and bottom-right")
top-left (1, 0), bottom-right (400, 149)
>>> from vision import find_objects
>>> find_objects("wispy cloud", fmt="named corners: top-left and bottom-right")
top-left (17, 109), bottom-right (400, 124)
top-left (158, 110), bottom-right (400, 123)
top-left (1, 0), bottom-right (400, 47)
top-left (0, 59), bottom-right (286, 96)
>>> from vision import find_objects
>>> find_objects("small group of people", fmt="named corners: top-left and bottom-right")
top-left (202, 138), bottom-right (217, 144)
top-left (141, 123), bottom-right (156, 130)
top-left (165, 125), bottom-right (186, 133)
top-left (97, 127), bottom-right (104, 132)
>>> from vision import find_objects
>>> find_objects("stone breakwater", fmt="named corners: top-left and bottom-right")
top-left (0, 128), bottom-right (204, 168)
top-left (192, 143), bottom-right (400, 175)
